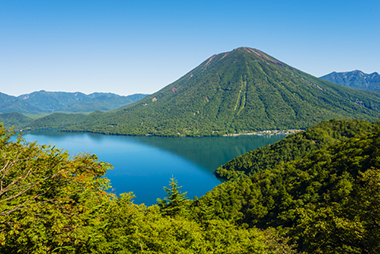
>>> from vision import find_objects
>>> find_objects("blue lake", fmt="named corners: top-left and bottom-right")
top-left (19, 130), bottom-right (285, 206)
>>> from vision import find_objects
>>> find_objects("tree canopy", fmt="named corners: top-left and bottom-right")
top-left (195, 123), bottom-right (380, 253)
top-left (0, 123), bottom-right (296, 253)
top-left (2, 119), bottom-right (379, 253)
top-left (216, 119), bottom-right (377, 179)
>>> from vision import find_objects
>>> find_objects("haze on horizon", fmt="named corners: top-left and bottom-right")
top-left (1, 0), bottom-right (379, 97)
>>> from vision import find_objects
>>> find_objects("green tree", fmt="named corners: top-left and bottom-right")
top-left (0, 123), bottom-right (299, 253)
top-left (0, 123), bottom-right (113, 253)
top-left (296, 167), bottom-right (380, 253)
top-left (195, 126), bottom-right (380, 253)
top-left (156, 176), bottom-right (189, 217)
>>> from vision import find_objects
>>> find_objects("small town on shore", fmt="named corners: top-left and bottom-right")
top-left (223, 129), bottom-right (303, 136)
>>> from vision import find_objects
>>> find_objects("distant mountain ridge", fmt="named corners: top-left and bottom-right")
top-left (320, 70), bottom-right (380, 91)
top-left (0, 92), bottom-right (45, 114)
top-left (0, 91), bottom-right (148, 114)
top-left (29, 47), bottom-right (380, 136)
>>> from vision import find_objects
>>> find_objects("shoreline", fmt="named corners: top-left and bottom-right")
top-left (223, 129), bottom-right (304, 137)
top-left (20, 128), bottom-right (304, 138)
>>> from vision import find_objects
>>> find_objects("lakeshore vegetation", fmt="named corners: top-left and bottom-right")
top-left (1, 118), bottom-right (380, 253)
top-left (0, 123), bottom-right (295, 253)
top-left (216, 119), bottom-right (378, 179)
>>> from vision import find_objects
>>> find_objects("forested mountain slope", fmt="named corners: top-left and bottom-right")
top-left (31, 47), bottom-right (380, 136)
top-left (18, 91), bottom-right (147, 113)
top-left (0, 112), bottom-right (33, 129)
top-left (216, 119), bottom-right (377, 179)
top-left (321, 70), bottom-right (380, 91)
top-left (195, 124), bottom-right (380, 253)
top-left (0, 92), bottom-right (44, 114)
top-left (0, 91), bottom-right (147, 114)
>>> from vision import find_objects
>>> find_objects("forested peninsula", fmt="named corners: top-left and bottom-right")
top-left (2, 119), bottom-right (380, 253)
top-left (216, 119), bottom-right (377, 179)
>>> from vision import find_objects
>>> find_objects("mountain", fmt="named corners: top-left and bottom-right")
top-left (60, 93), bottom-right (147, 113)
top-left (29, 47), bottom-right (380, 136)
top-left (0, 91), bottom-right (147, 128)
top-left (25, 112), bottom-right (88, 130)
top-left (0, 112), bottom-right (34, 129)
top-left (16, 91), bottom-right (148, 113)
top-left (0, 91), bottom-right (147, 114)
top-left (320, 70), bottom-right (380, 91)
top-left (0, 92), bottom-right (45, 114)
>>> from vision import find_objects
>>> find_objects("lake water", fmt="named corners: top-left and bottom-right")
top-left (19, 130), bottom-right (285, 206)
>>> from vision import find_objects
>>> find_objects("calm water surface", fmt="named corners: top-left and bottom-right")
top-left (19, 130), bottom-right (285, 205)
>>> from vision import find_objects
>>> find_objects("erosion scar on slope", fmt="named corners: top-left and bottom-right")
top-left (234, 79), bottom-right (247, 115)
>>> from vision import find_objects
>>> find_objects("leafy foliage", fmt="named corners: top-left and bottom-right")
top-left (156, 176), bottom-right (189, 217)
top-left (3, 118), bottom-right (379, 253)
top-left (0, 123), bottom-right (296, 253)
top-left (0, 124), bottom-right (113, 253)
top-left (296, 167), bottom-right (380, 253)
top-left (194, 124), bottom-right (380, 253)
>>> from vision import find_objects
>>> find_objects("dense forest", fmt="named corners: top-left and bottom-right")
top-left (196, 123), bottom-right (380, 253)
top-left (216, 119), bottom-right (377, 179)
top-left (0, 112), bottom-right (34, 130)
top-left (0, 123), bottom-right (296, 253)
top-left (1, 119), bottom-right (380, 253)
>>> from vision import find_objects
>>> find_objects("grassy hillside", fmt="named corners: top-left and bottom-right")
top-left (30, 47), bottom-right (380, 136)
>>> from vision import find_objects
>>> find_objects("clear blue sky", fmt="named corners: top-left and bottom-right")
top-left (1, 0), bottom-right (379, 96)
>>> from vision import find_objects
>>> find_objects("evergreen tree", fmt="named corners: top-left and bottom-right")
top-left (156, 176), bottom-right (188, 217)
